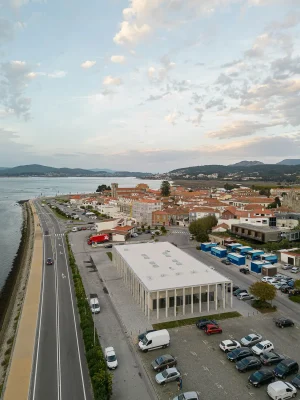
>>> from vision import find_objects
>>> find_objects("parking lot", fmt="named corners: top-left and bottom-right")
top-left (139, 314), bottom-right (300, 400)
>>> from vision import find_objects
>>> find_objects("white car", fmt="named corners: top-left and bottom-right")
top-left (291, 267), bottom-right (299, 274)
top-left (219, 340), bottom-right (241, 353)
top-left (261, 277), bottom-right (276, 284)
top-left (237, 293), bottom-right (254, 301)
top-left (273, 283), bottom-right (283, 290)
top-left (105, 347), bottom-right (118, 369)
top-left (267, 381), bottom-right (297, 400)
top-left (241, 333), bottom-right (263, 347)
top-left (251, 340), bottom-right (274, 356)
top-left (282, 264), bottom-right (293, 270)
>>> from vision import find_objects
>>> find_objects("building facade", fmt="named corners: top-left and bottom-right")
top-left (132, 200), bottom-right (162, 225)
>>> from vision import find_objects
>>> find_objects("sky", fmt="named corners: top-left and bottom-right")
top-left (1, 0), bottom-right (300, 173)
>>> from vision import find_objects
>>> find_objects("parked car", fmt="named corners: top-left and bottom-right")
top-left (236, 356), bottom-right (261, 372)
top-left (155, 367), bottom-right (181, 385)
top-left (267, 381), bottom-right (297, 400)
top-left (291, 267), bottom-right (299, 274)
top-left (233, 288), bottom-right (248, 297)
top-left (151, 354), bottom-right (177, 372)
top-left (237, 293), bottom-right (254, 301)
top-left (219, 340), bottom-right (241, 353)
top-left (221, 259), bottom-right (231, 265)
top-left (273, 282), bottom-right (284, 290)
top-left (46, 257), bottom-right (53, 265)
top-left (273, 359), bottom-right (299, 379)
top-left (282, 264), bottom-right (293, 270)
top-left (241, 333), bottom-right (262, 347)
top-left (227, 347), bottom-right (252, 362)
top-left (291, 374), bottom-right (300, 389)
top-left (45, 230), bottom-right (49, 235)
top-left (204, 324), bottom-right (222, 335)
top-left (138, 330), bottom-right (170, 352)
top-left (274, 317), bottom-right (294, 328)
top-left (260, 351), bottom-right (285, 366)
top-left (228, 285), bottom-right (239, 293)
top-left (251, 340), bottom-right (274, 356)
top-left (172, 393), bottom-right (199, 400)
top-left (196, 319), bottom-right (218, 330)
top-left (248, 369), bottom-right (275, 387)
top-left (261, 277), bottom-right (277, 284)
top-left (288, 289), bottom-right (300, 296)
top-left (281, 285), bottom-right (291, 293)
top-left (104, 347), bottom-right (118, 369)
top-left (104, 244), bottom-right (113, 248)
top-left (239, 268), bottom-right (250, 274)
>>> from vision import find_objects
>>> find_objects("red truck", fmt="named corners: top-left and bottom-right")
top-left (87, 234), bottom-right (109, 245)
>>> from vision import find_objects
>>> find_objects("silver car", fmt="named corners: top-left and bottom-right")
top-left (155, 367), bottom-right (181, 385)
top-left (173, 392), bottom-right (199, 400)
top-left (240, 333), bottom-right (262, 347)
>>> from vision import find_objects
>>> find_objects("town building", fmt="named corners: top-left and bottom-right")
top-left (231, 223), bottom-right (290, 243)
top-left (132, 199), bottom-right (162, 226)
top-left (112, 242), bottom-right (233, 320)
top-left (275, 212), bottom-right (300, 229)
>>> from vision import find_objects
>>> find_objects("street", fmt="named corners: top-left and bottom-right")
top-left (29, 201), bottom-right (92, 400)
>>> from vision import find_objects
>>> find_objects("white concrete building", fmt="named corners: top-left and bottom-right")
top-left (96, 204), bottom-right (121, 217)
top-left (132, 199), bottom-right (162, 226)
top-left (113, 242), bottom-right (233, 320)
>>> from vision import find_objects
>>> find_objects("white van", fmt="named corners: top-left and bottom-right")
top-left (138, 329), bottom-right (170, 352)
top-left (72, 227), bottom-right (78, 232)
top-left (267, 381), bottom-right (297, 399)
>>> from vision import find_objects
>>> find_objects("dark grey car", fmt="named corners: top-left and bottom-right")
top-left (151, 354), bottom-right (177, 372)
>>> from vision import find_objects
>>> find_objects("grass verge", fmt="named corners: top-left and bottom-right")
top-left (289, 295), bottom-right (300, 303)
top-left (66, 235), bottom-right (112, 399)
top-left (251, 300), bottom-right (277, 313)
top-left (153, 311), bottom-right (241, 330)
top-left (106, 252), bottom-right (112, 261)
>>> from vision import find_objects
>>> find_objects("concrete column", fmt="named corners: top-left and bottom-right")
top-left (165, 290), bottom-right (168, 318)
top-left (223, 283), bottom-right (226, 309)
top-left (230, 282), bottom-right (233, 308)
top-left (183, 287), bottom-right (186, 315)
top-left (215, 284), bottom-right (218, 311)
top-left (144, 288), bottom-right (147, 316)
top-left (147, 291), bottom-right (150, 320)
top-left (207, 284), bottom-right (210, 312)
top-left (199, 286), bottom-right (202, 313)
top-left (157, 291), bottom-right (159, 320)
top-left (174, 288), bottom-right (177, 317)
top-left (191, 287), bottom-right (194, 315)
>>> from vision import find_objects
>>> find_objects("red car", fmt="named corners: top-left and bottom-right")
top-left (46, 258), bottom-right (53, 265)
top-left (205, 324), bottom-right (222, 335)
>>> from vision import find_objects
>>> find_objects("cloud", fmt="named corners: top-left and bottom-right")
top-left (81, 60), bottom-right (96, 69)
top-left (205, 98), bottom-right (225, 109)
top-left (164, 110), bottom-right (182, 125)
top-left (110, 55), bottom-right (126, 64)
top-left (47, 70), bottom-right (67, 78)
top-left (146, 92), bottom-right (170, 101)
top-left (206, 120), bottom-right (284, 139)
top-left (247, 78), bottom-right (300, 98)
top-left (103, 75), bottom-right (123, 86)
top-left (0, 60), bottom-right (33, 120)
top-left (271, 55), bottom-right (300, 79)
top-left (267, 11), bottom-right (300, 30)
top-left (186, 107), bottom-right (204, 127)
top-left (0, 127), bottom-right (19, 142)
top-left (148, 56), bottom-right (175, 84)
top-left (0, 18), bottom-right (14, 45)
top-left (215, 73), bottom-right (232, 86)
top-left (114, 21), bottom-right (151, 45)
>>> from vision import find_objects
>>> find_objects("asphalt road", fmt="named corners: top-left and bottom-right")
top-left (29, 202), bottom-right (92, 400)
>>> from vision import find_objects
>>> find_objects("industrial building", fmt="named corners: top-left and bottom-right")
top-left (231, 224), bottom-right (284, 243)
top-left (113, 242), bottom-right (233, 320)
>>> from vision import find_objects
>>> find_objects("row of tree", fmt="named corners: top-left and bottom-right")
top-left (188, 215), bottom-right (218, 242)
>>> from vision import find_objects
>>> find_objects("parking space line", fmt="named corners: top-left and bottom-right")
top-left (190, 351), bottom-right (197, 356)
top-left (202, 340), bottom-right (208, 345)
top-left (219, 359), bottom-right (225, 365)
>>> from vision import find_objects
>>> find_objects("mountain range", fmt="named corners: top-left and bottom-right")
top-left (231, 159), bottom-right (300, 166)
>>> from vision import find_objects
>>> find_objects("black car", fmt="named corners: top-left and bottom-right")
top-left (233, 288), bottom-right (248, 297)
top-left (260, 352), bottom-right (285, 366)
top-left (228, 285), bottom-right (239, 293)
top-left (104, 244), bottom-right (113, 248)
top-left (248, 369), bottom-right (275, 387)
top-left (221, 259), bottom-right (231, 265)
top-left (281, 285), bottom-right (291, 293)
top-left (196, 319), bottom-right (218, 330)
top-left (138, 330), bottom-right (156, 342)
top-left (236, 356), bottom-right (261, 372)
top-left (274, 317), bottom-right (294, 328)
top-left (239, 268), bottom-right (250, 274)
top-left (46, 257), bottom-right (53, 265)
top-left (45, 230), bottom-right (49, 235)
top-left (227, 347), bottom-right (252, 362)
top-left (151, 354), bottom-right (177, 372)
top-left (291, 374), bottom-right (300, 389)
top-left (273, 359), bottom-right (299, 379)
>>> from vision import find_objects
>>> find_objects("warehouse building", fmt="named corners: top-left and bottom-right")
top-left (113, 242), bottom-right (233, 320)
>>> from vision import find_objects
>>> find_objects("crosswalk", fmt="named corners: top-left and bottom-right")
top-left (172, 231), bottom-right (190, 235)
top-left (43, 233), bottom-right (64, 237)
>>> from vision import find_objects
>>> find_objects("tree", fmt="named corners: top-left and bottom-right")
top-left (249, 282), bottom-right (276, 303)
top-left (224, 183), bottom-right (238, 191)
top-left (259, 188), bottom-right (271, 197)
top-left (160, 180), bottom-right (171, 197)
top-left (189, 216), bottom-right (218, 242)
top-left (195, 231), bottom-right (209, 242)
top-left (96, 184), bottom-right (111, 193)
top-left (275, 196), bottom-right (281, 207)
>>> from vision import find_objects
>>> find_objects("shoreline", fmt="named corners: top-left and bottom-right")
top-left (0, 202), bottom-right (34, 394)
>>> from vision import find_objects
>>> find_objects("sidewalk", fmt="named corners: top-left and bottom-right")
top-left (3, 202), bottom-right (43, 400)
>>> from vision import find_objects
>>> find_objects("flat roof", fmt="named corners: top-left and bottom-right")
top-left (231, 223), bottom-right (282, 233)
top-left (114, 242), bottom-right (231, 291)
top-left (236, 246), bottom-right (252, 250)
top-left (248, 249), bottom-right (264, 254)
top-left (211, 246), bottom-right (226, 251)
top-left (228, 253), bottom-right (245, 258)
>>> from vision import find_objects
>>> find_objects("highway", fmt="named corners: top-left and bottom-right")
top-left (29, 201), bottom-right (92, 400)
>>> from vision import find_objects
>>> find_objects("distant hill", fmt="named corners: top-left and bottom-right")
top-left (90, 168), bottom-right (115, 173)
top-left (0, 167), bottom-right (9, 171)
top-left (277, 159), bottom-right (300, 166)
top-left (0, 164), bottom-right (152, 178)
top-left (231, 160), bottom-right (264, 167)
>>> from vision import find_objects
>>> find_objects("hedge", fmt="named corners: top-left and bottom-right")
top-left (66, 235), bottom-right (112, 399)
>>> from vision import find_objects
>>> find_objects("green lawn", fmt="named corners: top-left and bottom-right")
top-left (153, 311), bottom-right (241, 330)
top-left (289, 295), bottom-right (300, 304)
top-left (106, 252), bottom-right (112, 261)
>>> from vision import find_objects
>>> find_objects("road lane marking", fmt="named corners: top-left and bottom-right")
top-left (59, 225), bottom-right (87, 400)
top-left (54, 231), bottom-right (62, 400)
